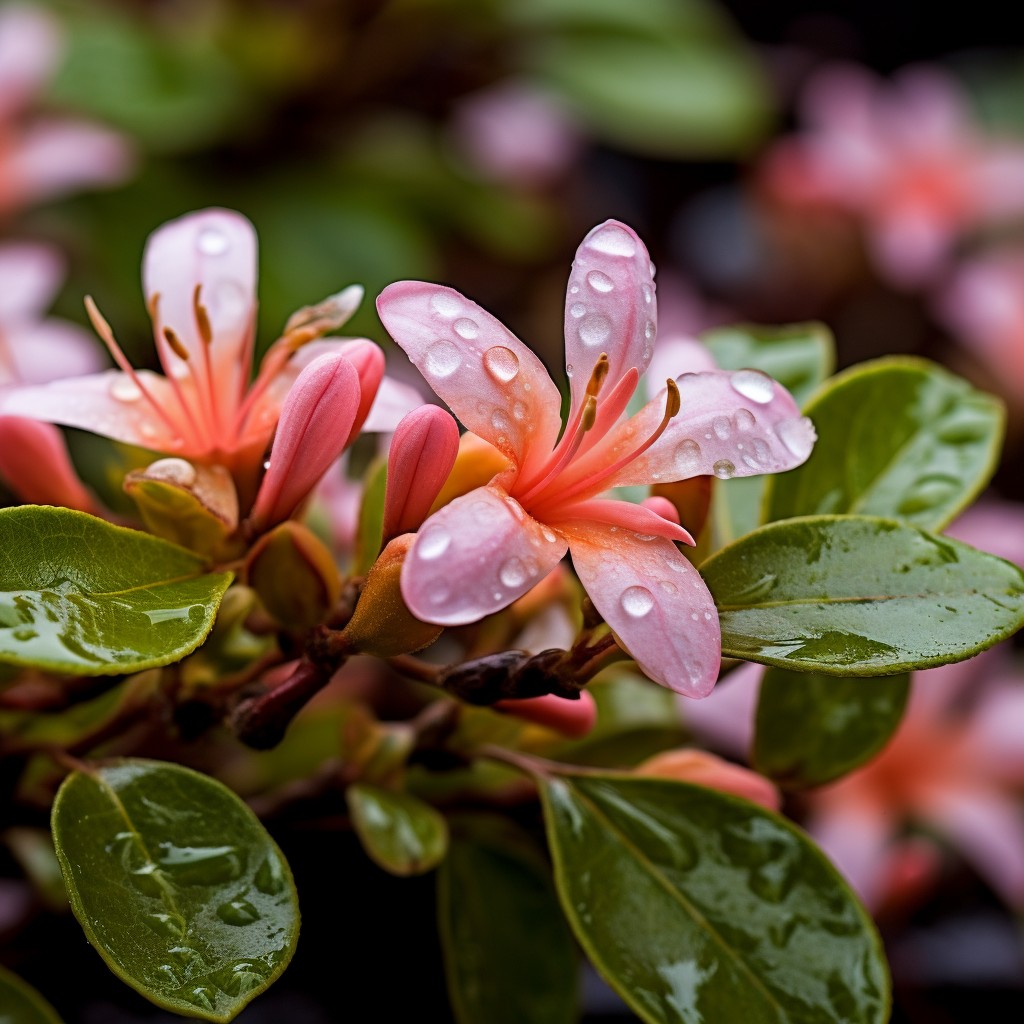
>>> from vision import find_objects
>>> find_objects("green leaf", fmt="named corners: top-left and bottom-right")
top-left (764, 358), bottom-right (1004, 530)
top-left (754, 670), bottom-right (911, 789)
top-left (346, 783), bottom-right (448, 876)
top-left (702, 515), bottom-right (1024, 674)
top-left (352, 458), bottom-right (388, 575)
top-left (0, 964), bottom-right (64, 1024)
top-left (0, 507), bottom-right (232, 675)
top-left (438, 819), bottom-right (577, 1024)
top-left (540, 773), bottom-right (889, 1024)
top-left (51, 759), bottom-right (299, 1022)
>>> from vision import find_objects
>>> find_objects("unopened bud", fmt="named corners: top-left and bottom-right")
top-left (245, 521), bottom-right (342, 629)
top-left (636, 749), bottom-right (781, 811)
top-left (0, 416), bottom-right (94, 512)
top-left (495, 691), bottom-right (597, 737)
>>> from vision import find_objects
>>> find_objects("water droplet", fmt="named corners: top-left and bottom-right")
top-left (674, 439), bottom-right (703, 474)
top-left (731, 369), bottom-right (775, 404)
top-left (255, 854), bottom-right (286, 895)
top-left (566, 363), bottom-right (574, 377)
top-left (483, 346), bottom-right (520, 383)
top-left (185, 986), bottom-right (216, 1011)
top-left (660, 580), bottom-right (677, 594)
top-left (430, 292), bottom-right (461, 318)
top-left (158, 842), bottom-right (242, 885)
top-left (429, 584), bottom-right (451, 605)
top-left (643, 285), bottom-right (653, 305)
top-left (569, 285), bottom-right (579, 295)
top-left (499, 557), bottom-right (529, 588)
top-left (750, 437), bottom-right (771, 464)
top-left (156, 963), bottom-right (182, 987)
top-left (212, 961), bottom-right (265, 997)
top-left (704, 610), bottom-right (713, 620)
top-left (417, 528), bottom-right (451, 560)
top-left (512, 400), bottom-right (527, 421)
top-left (145, 911), bottom-right (186, 940)
top-left (586, 270), bottom-right (614, 293)
top-left (776, 416), bottom-right (816, 459)
top-left (453, 317), bottom-right (479, 340)
top-left (667, 559), bottom-right (687, 573)
top-left (197, 227), bottom-right (229, 256)
top-left (491, 409), bottom-right (512, 435)
top-left (587, 224), bottom-right (637, 257)
top-left (570, 302), bottom-right (586, 319)
top-left (690, 612), bottom-right (699, 621)
top-left (425, 340), bottom-right (461, 378)
top-left (713, 459), bottom-right (736, 479)
top-left (734, 408), bottom-right (756, 432)
top-left (541, 526), bottom-right (557, 543)
top-left (579, 313), bottom-right (612, 347)
top-left (644, 320), bottom-right (656, 342)
top-left (110, 377), bottom-right (143, 402)
top-left (621, 585), bottom-right (654, 617)
top-left (147, 457), bottom-right (197, 487)
top-left (713, 416), bottom-right (732, 440)
top-left (217, 898), bottom-right (261, 926)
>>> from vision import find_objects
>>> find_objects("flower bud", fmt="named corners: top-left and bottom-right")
top-left (338, 339), bottom-right (385, 446)
top-left (495, 692), bottom-right (597, 737)
top-left (338, 534), bottom-right (443, 657)
top-left (636, 749), bottom-right (781, 811)
top-left (0, 416), bottom-right (94, 511)
top-left (245, 521), bottom-right (342, 629)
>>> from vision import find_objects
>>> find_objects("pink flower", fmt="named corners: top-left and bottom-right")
top-left (761, 64), bottom-right (1024, 288)
top-left (377, 220), bottom-right (815, 697)
top-left (0, 4), bottom-right (133, 216)
top-left (0, 210), bottom-right (410, 493)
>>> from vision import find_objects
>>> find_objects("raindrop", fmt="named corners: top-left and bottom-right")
top-left (425, 340), bottom-right (461, 378)
top-left (483, 346), bottom-right (520, 383)
top-left (430, 292), bottom-right (461, 318)
top-left (660, 580), bottom-right (677, 594)
top-left (587, 223), bottom-right (637, 257)
top-left (674, 439), bottom-right (703, 474)
top-left (570, 302), bottom-right (586, 319)
top-left (621, 585), bottom-right (654, 617)
top-left (579, 313), bottom-right (612, 347)
top-left (217, 898), bottom-right (261, 926)
top-left (417, 528), bottom-right (451, 560)
top-left (667, 559), bottom-right (687, 573)
top-left (734, 408), bottom-right (756, 432)
top-left (491, 409), bottom-right (512, 434)
top-left (776, 416), bottom-right (816, 459)
top-left (541, 526), bottom-right (557, 543)
top-left (750, 437), bottom-right (771, 464)
top-left (512, 400), bottom-right (528, 421)
top-left (110, 377), bottom-right (143, 403)
top-left (713, 459), bottom-right (736, 479)
top-left (566, 364), bottom-right (574, 377)
top-left (690, 612), bottom-right (699, 621)
top-left (453, 317), bottom-right (479, 340)
top-left (197, 227), bottom-right (229, 256)
top-left (254, 854), bottom-right (286, 895)
top-left (730, 369), bottom-right (775, 404)
top-left (713, 416), bottom-right (732, 440)
top-left (145, 912), bottom-right (185, 940)
top-left (586, 270), bottom-right (614, 293)
top-left (185, 987), bottom-right (216, 1011)
top-left (499, 557), bottom-right (528, 588)
top-left (644, 320), bottom-right (656, 342)
top-left (643, 285), bottom-right (653, 305)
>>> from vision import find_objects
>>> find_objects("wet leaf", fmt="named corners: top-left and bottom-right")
top-left (754, 670), bottom-right (911, 789)
top-left (51, 759), bottom-right (299, 1022)
top-left (0, 507), bottom-right (232, 676)
top-left (702, 515), bottom-right (1024, 674)
top-left (540, 773), bottom-right (889, 1024)
top-left (0, 964), bottom-right (64, 1023)
top-left (347, 783), bottom-right (448, 876)
top-left (438, 819), bottom-right (577, 1024)
top-left (765, 358), bottom-right (1003, 530)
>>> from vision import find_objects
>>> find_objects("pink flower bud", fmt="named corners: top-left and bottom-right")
top-left (637, 748), bottom-right (781, 811)
top-left (495, 692), bottom-right (598, 738)
top-left (249, 353), bottom-right (360, 530)
top-left (641, 494), bottom-right (682, 525)
top-left (339, 339), bottom-right (385, 446)
top-left (382, 405), bottom-right (460, 544)
top-left (0, 415), bottom-right (93, 511)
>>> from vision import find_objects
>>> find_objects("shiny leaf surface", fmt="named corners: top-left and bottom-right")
top-left (764, 358), bottom-right (1003, 530)
top-left (540, 773), bottom-right (889, 1024)
top-left (51, 759), bottom-right (299, 1022)
top-left (0, 507), bottom-right (232, 675)
top-left (702, 515), bottom-right (1024, 674)
top-left (754, 669), bottom-right (911, 789)
top-left (0, 965), bottom-right (63, 1024)
top-left (438, 820), bottom-right (577, 1024)
top-left (347, 783), bottom-right (448, 876)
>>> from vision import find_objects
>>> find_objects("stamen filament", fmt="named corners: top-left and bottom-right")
top-left (515, 395), bottom-right (597, 506)
top-left (194, 286), bottom-right (224, 441)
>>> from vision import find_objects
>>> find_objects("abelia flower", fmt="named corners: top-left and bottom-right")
top-left (0, 210), bottom-right (412, 496)
top-left (377, 220), bottom-right (815, 697)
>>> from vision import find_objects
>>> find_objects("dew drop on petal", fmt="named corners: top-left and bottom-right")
top-left (541, 526), bottom-right (557, 543)
top-left (667, 559), bottom-right (687, 573)
top-left (453, 317), bottom-right (479, 340)
top-left (512, 400), bottom-right (527, 421)
top-left (586, 270), bottom-right (614, 293)
top-left (579, 313), bottom-right (612, 347)
top-left (660, 580), bottom-right (677, 594)
top-left (110, 377), bottom-right (143, 402)
top-left (713, 416), bottom-right (732, 441)
top-left (691, 612), bottom-right (699, 621)
top-left (491, 409), bottom-right (512, 434)
top-left (570, 303), bottom-right (586, 319)
top-left (197, 227), bottom-right (229, 256)
top-left (621, 585), bottom-right (654, 617)
top-left (425, 340), bottom-right (461, 378)
top-left (643, 285), bottom-right (653, 305)
top-left (430, 292), bottom-right (461, 318)
top-left (731, 369), bottom-right (775, 404)
top-left (644, 320), bottom-right (656, 342)
top-left (713, 459), bottom-right (736, 479)
top-left (674, 439), bottom-right (702, 474)
top-left (704, 610), bottom-right (713, 620)
top-left (417, 529), bottom-right (451, 560)
top-left (734, 408), bottom-right (756, 432)
top-left (588, 224), bottom-right (637, 257)
top-left (566, 363), bottom-right (574, 377)
top-left (499, 557), bottom-right (529, 588)
top-left (483, 345), bottom-right (520, 384)
top-left (776, 416), bottom-right (816, 459)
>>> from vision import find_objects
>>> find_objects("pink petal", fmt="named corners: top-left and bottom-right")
top-left (637, 748), bottom-right (781, 811)
top-left (361, 374), bottom-right (424, 433)
top-left (680, 660), bottom-right (762, 758)
top-left (336, 339), bottom-right (384, 444)
top-left (401, 485), bottom-right (567, 626)
top-left (563, 522), bottom-right (721, 697)
top-left (0, 416), bottom-right (93, 512)
top-left (647, 334), bottom-right (717, 387)
top-left (0, 243), bottom-right (63, 320)
top-left (641, 495), bottom-right (682, 525)
top-left (962, 683), bottom-right (1024, 783)
top-left (1, 320), bottom-right (106, 386)
top-left (556, 497), bottom-right (693, 544)
top-left (143, 208), bottom-right (257, 410)
top-left (564, 220), bottom-right (657, 418)
top-left (495, 692), bottom-right (597, 737)
top-left (0, 4), bottom-right (61, 120)
top-left (376, 281), bottom-right (563, 481)
top-left (946, 499), bottom-right (1024, 567)
top-left (587, 369), bottom-right (813, 489)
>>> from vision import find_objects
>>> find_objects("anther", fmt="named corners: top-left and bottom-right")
top-left (193, 285), bottom-right (213, 346)
top-left (585, 354), bottom-right (609, 398)
top-left (163, 327), bottom-right (190, 361)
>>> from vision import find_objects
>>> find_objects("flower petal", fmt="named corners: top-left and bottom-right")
top-left (556, 497), bottom-right (694, 544)
top-left (401, 485), bottom-right (567, 626)
top-left (0, 4), bottom-right (60, 120)
top-left (563, 522), bottom-right (720, 697)
top-left (0, 416), bottom-right (94, 512)
top-left (1, 320), bottom-right (106, 386)
top-left (376, 281), bottom-right (562, 480)
top-left (564, 220), bottom-right (657, 417)
top-left (0, 243), bottom-right (63, 320)
top-left (637, 749), bottom-right (781, 811)
top-left (586, 369), bottom-right (814, 489)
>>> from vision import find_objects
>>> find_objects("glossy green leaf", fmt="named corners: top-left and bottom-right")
top-left (0, 965), bottom-right (64, 1024)
top-left (702, 515), bottom-right (1024, 674)
top-left (347, 783), bottom-right (448, 876)
top-left (754, 669), bottom-right (911, 789)
top-left (765, 358), bottom-right (1004, 530)
top-left (438, 819), bottom-right (577, 1024)
top-left (540, 773), bottom-right (889, 1024)
top-left (51, 759), bottom-right (299, 1022)
top-left (0, 507), bottom-right (232, 675)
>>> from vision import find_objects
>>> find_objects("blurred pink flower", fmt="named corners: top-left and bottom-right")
top-left (0, 4), bottom-right (133, 216)
top-left (378, 220), bottom-right (814, 697)
top-left (761, 64), bottom-right (1024, 288)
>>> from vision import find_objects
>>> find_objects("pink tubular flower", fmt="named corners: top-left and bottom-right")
top-left (377, 220), bottom-right (815, 697)
top-left (761, 64), bottom-right (1024, 288)
top-left (0, 209), bottom-right (408, 495)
